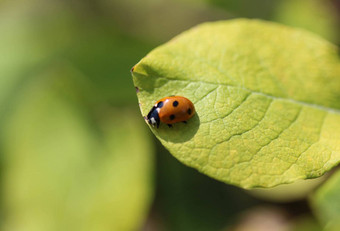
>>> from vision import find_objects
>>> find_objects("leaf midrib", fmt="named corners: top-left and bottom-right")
top-left (146, 74), bottom-right (340, 115)
top-left (144, 48), bottom-right (340, 114)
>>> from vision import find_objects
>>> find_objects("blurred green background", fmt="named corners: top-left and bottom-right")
top-left (0, 0), bottom-right (339, 230)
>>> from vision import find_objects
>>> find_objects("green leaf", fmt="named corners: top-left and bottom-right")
top-left (1, 69), bottom-right (154, 231)
top-left (0, 0), bottom-right (85, 116)
top-left (131, 19), bottom-right (340, 188)
top-left (310, 170), bottom-right (340, 230)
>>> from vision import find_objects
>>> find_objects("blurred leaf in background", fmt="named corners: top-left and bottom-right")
top-left (311, 170), bottom-right (340, 231)
top-left (0, 0), bottom-right (156, 230)
top-left (1, 67), bottom-right (154, 231)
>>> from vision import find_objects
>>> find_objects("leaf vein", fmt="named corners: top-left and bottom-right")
top-left (212, 97), bottom-right (273, 147)
top-left (154, 76), bottom-right (340, 114)
top-left (282, 112), bottom-right (328, 174)
top-left (200, 92), bottom-right (252, 124)
top-left (254, 106), bottom-right (303, 157)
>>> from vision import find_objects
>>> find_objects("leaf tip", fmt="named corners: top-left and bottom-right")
top-left (130, 61), bottom-right (149, 78)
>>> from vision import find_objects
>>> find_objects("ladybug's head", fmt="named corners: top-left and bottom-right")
top-left (146, 106), bottom-right (160, 128)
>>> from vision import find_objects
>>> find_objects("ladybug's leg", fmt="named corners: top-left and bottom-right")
top-left (167, 124), bottom-right (173, 128)
top-left (182, 121), bottom-right (187, 124)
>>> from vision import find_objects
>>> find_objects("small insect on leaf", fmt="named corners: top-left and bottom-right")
top-left (132, 19), bottom-right (340, 189)
top-left (146, 96), bottom-right (195, 128)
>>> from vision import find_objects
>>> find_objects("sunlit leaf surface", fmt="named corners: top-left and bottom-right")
top-left (311, 170), bottom-right (340, 231)
top-left (132, 19), bottom-right (340, 188)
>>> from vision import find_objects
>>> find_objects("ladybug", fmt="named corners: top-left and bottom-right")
top-left (146, 96), bottom-right (195, 128)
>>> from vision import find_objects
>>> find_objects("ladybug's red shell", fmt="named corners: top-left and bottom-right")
top-left (146, 96), bottom-right (195, 127)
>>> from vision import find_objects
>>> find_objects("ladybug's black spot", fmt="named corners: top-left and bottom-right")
top-left (157, 101), bottom-right (164, 108)
top-left (173, 100), bottom-right (179, 107)
top-left (170, 114), bottom-right (175, 120)
top-left (187, 108), bottom-right (192, 115)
